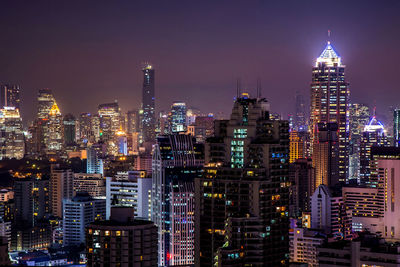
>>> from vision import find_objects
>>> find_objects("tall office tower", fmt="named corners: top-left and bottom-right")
top-left (289, 159), bottom-right (315, 218)
top-left (310, 42), bottom-right (349, 184)
top-left (0, 84), bottom-right (20, 110)
top-left (289, 130), bottom-right (305, 163)
top-left (195, 94), bottom-right (290, 266)
top-left (394, 109), bottom-right (400, 147)
top-left (98, 102), bottom-right (120, 141)
top-left (37, 89), bottom-right (55, 119)
top-left (171, 102), bottom-right (187, 133)
top-left (141, 64), bottom-right (155, 143)
top-left (86, 146), bottom-right (104, 175)
top-left (63, 192), bottom-right (106, 246)
top-left (46, 101), bottom-right (63, 153)
top-left (86, 207), bottom-right (158, 267)
top-left (348, 103), bottom-right (370, 180)
top-left (158, 111), bottom-right (170, 135)
top-left (313, 123), bottom-right (340, 188)
top-left (0, 107), bottom-right (24, 159)
top-left (11, 178), bottom-right (52, 251)
top-left (73, 173), bottom-right (105, 197)
top-left (152, 134), bottom-right (204, 266)
top-left (126, 109), bottom-right (139, 134)
top-left (78, 113), bottom-right (92, 144)
top-left (310, 185), bottom-right (351, 240)
top-left (359, 116), bottom-right (389, 185)
top-left (115, 130), bottom-right (128, 155)
top-left (295, 91), bottom-right (306, 131)
top-left (106, 170), bottom-right (151, 220)
top-left (50, 165), bottom-right (74, 218)
top-left (91, 114), bottom-right (100, 142)
top-left (63, 113), bottom-right (76, 146)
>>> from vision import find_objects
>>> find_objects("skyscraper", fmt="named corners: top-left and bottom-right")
top-left (141, 64), bottom-right (155, 143)
top-left (196, 93), bottom-right (290, 266)
top-left (394, 109), bottom-right (400, 147)
top-left (310, 41), bottom-right (349, 185)
top-left (50, 165), bottom-right (74, 218)
top-left (0, 107), bottom-right (24, 159)
top-left (0, 84), bottom-right (20, 110)
top-left (98, 102), bottom-right (120, 142)
top-left (171, 101), bottom-right (187, 133)
top-left (37, 89), bottom-right (55, 119)
top-left (63, 113), bottom-right (76, 146)
top-left (152, 134), bottom-right (204, 266)
top-left (46, 101), bottom-right (63, 153)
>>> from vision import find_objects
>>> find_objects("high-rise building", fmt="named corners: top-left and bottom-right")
top-left (63, 113), bottom-right (76, 146)
top-left (289, 130), bottom-right (305, 163)
top-left (50, 165), bottom-right (74, 218)
top-left (46, 101), bottom-right (63, 153)
top-left (348, 103), bottom-right (370, 180)
top-left (37, 89), bottom-right (55, 119)
top-left (86, 145), bottom-right (104, 175)
top-left (359, 116), bottom-right (389, 185)
top-left (63, 192), bottom-right (106, 246)
top-left (294, 91), bottom-right (306, 131)
top-left (141, 64), bottom-right (155, 143)
top-left (106, 170), bottom-right (151, 220)
top-left (115, 130), bottom-right (128, 155)
top-left (289, 158), bottom-right (315, 218)
top-left (289, 227), bottom-right (324, 267)
top-left (310, 42), bottom-right (349, 184)
top-left (0, 84), bottom-right (20, 110)
top-left (78, 112), bottom-right (93, 144)
top-left (86, 207), bottom-right (158, 267)
top-left (0, 107), bottom-right (24, 159)
top-left (98, 102), bottom-right (120, 142)
top-left (171, 102), bottom-right (187, 133)
top-left (195, 94), bottom-right (290, 266)
top-left (187, 115), bottom-right (214, 143)
top-left (394, 109), bottom-right (400, 147)
top-left (126, 109), bottom-right (139, 134)
top-left (152, 134), bottom-right (204, 266)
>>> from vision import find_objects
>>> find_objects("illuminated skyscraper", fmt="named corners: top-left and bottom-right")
top-left (46, 101), bottom-right (63, 153)
top-left (348, 103), bottom-right (370, 180)
top-left (394, 109), bottom-right (400, 147)
top-left (152, 134), bottom-right (204, 266)
top-left (359, 116), bottom-right (389, 185)
top-left (0, 107), bottom-right (24, 159)
top-left (98, 102), bottom-right (120, 142)
top-left (126, 109), bottom-right (139, 134)
top-left (310, 42), bottom-right (349, 185)
top-left (196, 94), bottom-right (289, 266)
top-left (115, 130), bottom-right (128, 155)
top-left (141, 64), bottom-right (155, 143)
top-left (78, 113), bottom-right (93, 144)
top-left (37, 89), bottom-right (55, 119)
top-left (171, 101), bottom-right (187, 133)
top-left (0, 84), bottom-right (20, 110)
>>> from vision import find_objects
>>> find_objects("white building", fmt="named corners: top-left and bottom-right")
top-left (62, 192), bottom-right (106, 246)
top-left (105, 170), bottom-right (151, 220)
top-left (289, 227), bottom-right (324, 267)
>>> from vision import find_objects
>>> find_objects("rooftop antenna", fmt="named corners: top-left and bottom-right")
top-left (236, 78), bottom-right (241, 98)
top-left (327, 30), bottom-right (331, 44)
top-left (256, 78), bottom-right (262, 98)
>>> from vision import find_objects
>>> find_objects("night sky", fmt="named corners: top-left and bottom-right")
top-left (1, 0), bottom-right (400, 125)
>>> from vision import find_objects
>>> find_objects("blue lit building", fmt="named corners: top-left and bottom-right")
top-left (170, 102), bottom-right (187, 133)
top-left (86, 146), bottom-right (104, 175)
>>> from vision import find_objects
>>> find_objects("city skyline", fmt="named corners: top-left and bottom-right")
top-left (1, 1), bottom-right (400, 125)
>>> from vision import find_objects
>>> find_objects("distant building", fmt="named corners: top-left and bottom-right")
top-left (141, 64), bottom-right (156, 143)
top-left (289, 227), bottom-right (324, 267)
top-left (0, 107), bottom-right (24, 159)
top-left (171, 102), bottom-right (187, 133)
top-left (289, 130), bottom-right (305, 163)
top-left (63, 113), bottom-right (76, 146)
top-left (86, 146), bottom-right (104, 175)
top-left (86, 207), bottom-right (157, 267)
top-left (37, 89), bottom-right (55, 120)
top-left (0, 84), bottom-right (20, 110)
top-left (63, 192), bottom-right (106, 246)
top-left (394, 109), bottom-right (400, 147)
top-left (73, 173), bottom-right (105, 197)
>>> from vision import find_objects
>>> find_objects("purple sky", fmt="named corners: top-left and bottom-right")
top-left (1, 0), bottom-right (400, 125)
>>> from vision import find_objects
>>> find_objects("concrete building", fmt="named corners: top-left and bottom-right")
top-left (106, 170), bottom-right (151, 220)
top-left (289, 227), bottom-right (324, 267)
top-left (50, 165), bottom-right (74, 218)
top-left (62, 192), bottom-right (106, 246)
top-left (73, 173), bottom-right (105, 197)
top-left (86, 207), bottom-right (157, 267)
